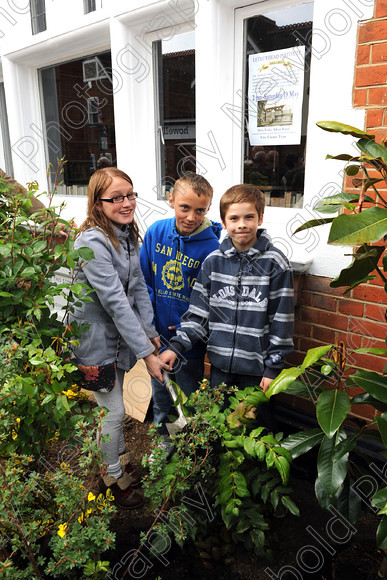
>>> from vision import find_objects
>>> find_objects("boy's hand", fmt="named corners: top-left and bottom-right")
top-left (168, 325), bottom-right (176, 331)
top-left (144, 353), bottom-right (165, 383)
top-left (260, 377), bottom-right (272, 393)
top-left (159, 349), bottom-right (177, 371)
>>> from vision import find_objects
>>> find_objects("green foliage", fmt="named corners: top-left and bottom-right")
top-left (287, 122), bottom-right (387, 545)
top-left (140, 380), bottom-right (298, 563)
top-left (0, 175), bottom-right (95, 456)
top-left (294, 121), bottom-right (387, 293)
top-left (0, 171), bottom-right (114, 577)
top-left (0, 422), bottom-right (115, 579)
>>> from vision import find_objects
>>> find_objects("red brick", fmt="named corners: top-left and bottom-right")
top-left (351, 283), bottom-right (387, 302)
top-left (353, 88), bottom-right (368, 107)
top-left (338, 299), bottom-right (364, 317)
top-left (294, 321), bottom-right (312, 337)
top-left (303, 308), bottom-right (348, 331)
top-left (368, 86), bottom-right (387, 106)
top-left (375, 1), bottom-right (387, 19)
top-left (359, 20), bottom-right (387, 44)
top-left (311, 293), bottom-right (337, 311)
top-left (301, 292), bottom-right (313, 307)
top-left (355, 64), bottom-right (387, 87)
top-left (287, 351), bottom-right (306, 367)
top-left (337, 332), bottom-right (363, 350)
top-left (350, 351), bottom-right (386, 373)
top-left (312, 326), bottom-right (336, 344)
top-left (361, 336), bottom-right (387, 350)
top-left (372, 42), bottom-right (387, 64)
top-left (348, 317), bottom-right (387, 340)
top-left (368, 128), bottom-right (387, 142)
top-left (365, 303), bottom-right (387, 322)
top-left (350, 404), bottom-right (377, 421)
top-left (299, 337), bottom-right (332, 353)
top-left (357, 44), bottom-right (371, 65)
top-left (303, 276), bottom-right (345, 296)
top-left (366, 107), bottom-right (385, 127)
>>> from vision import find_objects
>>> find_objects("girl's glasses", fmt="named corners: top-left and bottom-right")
top-left (99, 193), bottom-right (138, 204)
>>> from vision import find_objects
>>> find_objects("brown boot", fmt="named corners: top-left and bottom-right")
top-left (98, 471), bottom-right (144, 510)
top-left (119, 451), bottom-right (141, 488)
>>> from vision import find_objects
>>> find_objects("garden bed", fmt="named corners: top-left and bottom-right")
top-left (100, 417), bottom-right (383, 580)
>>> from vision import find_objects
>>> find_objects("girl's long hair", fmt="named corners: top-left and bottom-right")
top-left (79, 168), bottom-right (141, 251)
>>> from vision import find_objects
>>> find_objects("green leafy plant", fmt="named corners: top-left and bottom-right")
top-left (134, 379), bottom-right (298, 570)
top-left (0, 422), bottom-right (115, 579)
top-left (0, 170), bottom-right (115, 576)
top-left (0, 173), bottom-right (95, 456)
top-left (273, 121), bottom-right (387, 547)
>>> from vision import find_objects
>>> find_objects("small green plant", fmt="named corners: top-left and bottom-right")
top-left (134, 379), bottom-right (298, 570)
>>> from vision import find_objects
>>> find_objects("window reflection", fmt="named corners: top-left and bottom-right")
top-left (243, 4), bottom-right (313, 208)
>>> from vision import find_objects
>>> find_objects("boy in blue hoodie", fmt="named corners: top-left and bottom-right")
top-left (140, 173), bottom-right (221, 449)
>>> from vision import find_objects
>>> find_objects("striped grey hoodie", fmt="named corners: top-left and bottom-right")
top-left (170, 229), bottom-right (294, 379)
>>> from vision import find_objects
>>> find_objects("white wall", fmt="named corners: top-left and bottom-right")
top-left (0, 0), bottom-right (375, 276)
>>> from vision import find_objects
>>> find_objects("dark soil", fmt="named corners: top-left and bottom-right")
top-left (101, 417), bottom-right (384, 580)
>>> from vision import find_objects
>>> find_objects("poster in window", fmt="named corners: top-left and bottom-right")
top-left (248, 46), bottom-right (305, 146)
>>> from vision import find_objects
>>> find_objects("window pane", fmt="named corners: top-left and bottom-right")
top-left (154, 31), bottom-right (195, 199)
top-left (39, 52), bottom-right (116, 194)
top-left (84, 0), bottom-right (96, 14)
top-left (30, 0), bottom-right (46, 34)
top-left (243, 3), bottom-right (313, 208)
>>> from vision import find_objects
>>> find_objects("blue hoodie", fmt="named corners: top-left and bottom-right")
top-left (140, 216), bottom-right (222, 358)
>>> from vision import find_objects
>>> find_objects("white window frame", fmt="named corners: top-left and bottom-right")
top-left (233, 0), bottom-right (314, 214)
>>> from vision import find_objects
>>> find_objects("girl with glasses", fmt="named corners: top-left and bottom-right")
top-left (69, 167), bottom-right (165, 509)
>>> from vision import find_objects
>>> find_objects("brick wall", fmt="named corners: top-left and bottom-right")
top-left (282, 0), bottom-right (387, 423)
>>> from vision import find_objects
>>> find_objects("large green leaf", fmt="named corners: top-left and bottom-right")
top-left (330, 245), bottom-right (384, 290)
top-left (301, 345), bottom-right (333, 372)
top-left (265, 367), bottom-right (301, 398)
top-left (316, 121), bottom-right (374, 139)
top-left (371, 487), bottom-right (387, 510)
top-left (357, 138), bottom-right (387, 165)
top-left (376, 414), bottom-right (387, 448)
top-left (317, 430), bottom-right (348, 497)
top-left (328, 207), bottom-right (387, 245)
top-left (314, 192), bottom-right (373, 215)
top-left (376, 517), bottom-right (387, 549)
top-left (293, 217), bottom-right (334, 236)
top-left (336, 475), bottom-right (362, 525)
top-left (350, 392), bottom-right (387, 413)
top-left (351, 371), bottom-right (387, 403)
top-left (281, 428), bottom-right (324, 459)
top-left (316, 390), bottom-right (351, 438)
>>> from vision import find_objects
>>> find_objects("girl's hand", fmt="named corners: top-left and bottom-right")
top-left (159, 349), bottom-right (177, 370)
top-left (144, 353), bottom-right (165, 383)
top-left (151, 336), bottom-right (161, 351)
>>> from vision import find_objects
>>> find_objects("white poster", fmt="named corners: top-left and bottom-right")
top-left (248, 46), bottom-right (305, 146)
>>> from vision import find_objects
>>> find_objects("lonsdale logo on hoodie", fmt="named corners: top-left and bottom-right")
top-left (161, 260), bottom-right (184, 290)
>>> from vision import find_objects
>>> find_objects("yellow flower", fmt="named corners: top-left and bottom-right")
top-left (16, 418), bottom-right (21, 423)
top-left (57, 523), bottom-right (67, 538)
top-left (96, 494), bottom-right (106, 509)
top-left (87, 492), bottom-right (96, 502)
top-left (78, 513), bottom-right (84, 524)
top-left (106, 489), bottom-right (115, 502)
top-left (86, 508), bottom-right (92, 517)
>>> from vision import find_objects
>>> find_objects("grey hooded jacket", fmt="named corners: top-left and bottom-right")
top-left (68, 225), bottom-right (158, 371)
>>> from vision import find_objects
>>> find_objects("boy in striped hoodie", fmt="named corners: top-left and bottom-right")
top-left (160, 184), bottom-right (294, 394)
